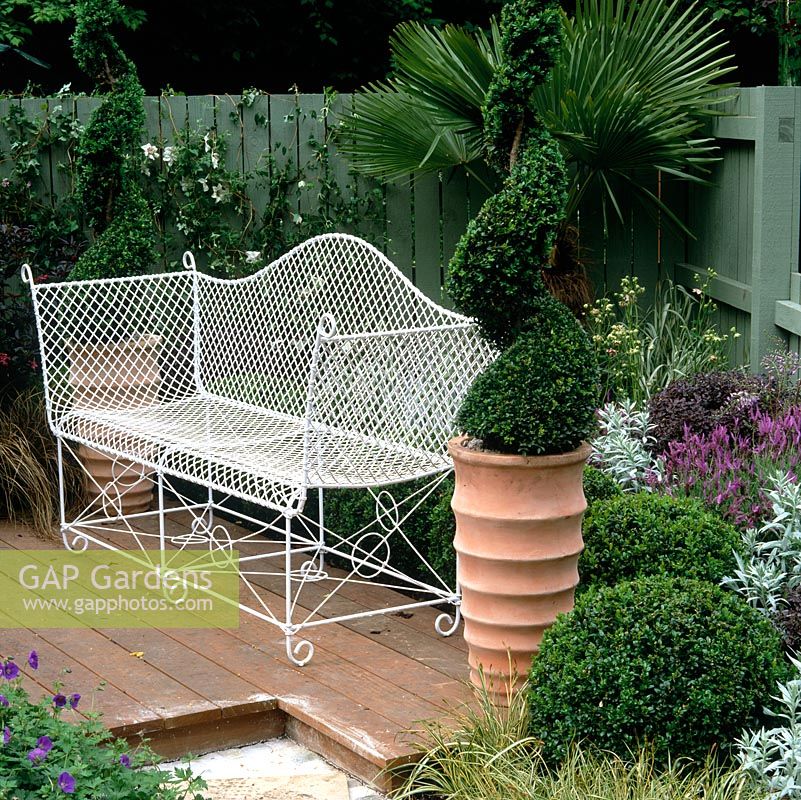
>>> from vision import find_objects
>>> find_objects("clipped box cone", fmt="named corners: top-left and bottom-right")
top-left (449, 436), bottom-right (590, 702)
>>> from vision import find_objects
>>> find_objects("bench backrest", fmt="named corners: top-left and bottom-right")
top-left (194, 234), bottom-right (477, 420)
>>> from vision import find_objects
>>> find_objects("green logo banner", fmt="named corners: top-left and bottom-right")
top-left (0, 550), bottom-right (240, 628)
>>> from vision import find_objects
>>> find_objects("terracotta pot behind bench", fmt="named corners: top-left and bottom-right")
top-left (69, 336), bottom-right (161, 515)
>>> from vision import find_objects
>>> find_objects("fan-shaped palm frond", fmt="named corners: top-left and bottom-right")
top-left (534, 0), bottom-right (736, 224)
top-left (339, 20), bottom-right (501, 180)
top-left (340, 0), bottom-right (736, 228)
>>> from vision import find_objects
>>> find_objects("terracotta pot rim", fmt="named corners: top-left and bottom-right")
top-left (448, 436), bottom-right (591, 468)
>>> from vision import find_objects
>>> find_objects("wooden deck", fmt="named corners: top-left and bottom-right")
top-left (0, 512), bottom-right (472, 792)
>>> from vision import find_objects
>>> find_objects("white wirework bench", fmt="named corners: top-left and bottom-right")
top-left (24, 233), bottom-right (494, 664)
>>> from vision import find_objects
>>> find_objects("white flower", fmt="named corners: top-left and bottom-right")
top-left (141, 143), bottom-right (159, 160)
top-left (203, 132), bottom-right (212, 153)
top-left (245, 250), bottom-right (261, 264)
top-left (291, 212), bottom-right (303, 225)
top-left (211, 183), bottom-right (228, 203)
top-left (692, 287), bottom-right (703, 296)
top-left (180, 177), bottom-right (192, 193)
top-left (210, 152), bottom-right (220, 169)
top-left (297, 180), bottom-right (306, 189)
top-left (198, 177), bottom-right (209, 192)
top-left (56, 82), bottom-right (72, 98)
top-left (162, 146), bottom-right (175, 165)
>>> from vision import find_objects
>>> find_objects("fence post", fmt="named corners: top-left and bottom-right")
top-left (749, 86), bottom-right (801, 368)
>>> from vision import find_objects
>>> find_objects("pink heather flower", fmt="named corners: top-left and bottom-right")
top-left (0, 353), bottom-right (9, 368)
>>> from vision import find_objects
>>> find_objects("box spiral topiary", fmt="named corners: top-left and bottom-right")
top-left (579, 493), bottom-right (742, 592)
top-left (528, 576), bottom-right (792, 765)
top-left (447, 0), bottom-right (598, 455)
top-left (69, 0), bottom-right (155, 280)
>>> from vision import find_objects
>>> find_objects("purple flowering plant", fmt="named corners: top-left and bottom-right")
top-left (0, 652), bottom-right (208, 799)
top-left (661, 405), bottom-right (801, 528)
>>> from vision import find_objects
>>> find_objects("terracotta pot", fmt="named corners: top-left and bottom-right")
top-left (69, 336), bottom-right (161, 515)
top-left (448, 436), bottom-right (590, 702)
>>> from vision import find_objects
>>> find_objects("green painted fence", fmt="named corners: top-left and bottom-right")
top-left (0, 93), bottom-right (492, 306)
top-left (3, 88), bottom-right (801, 370)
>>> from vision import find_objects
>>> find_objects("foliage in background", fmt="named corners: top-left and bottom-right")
top-left (0, 387), bottom-right (83, 535)
top-left (144, 89), bottom-right (382, 276)
top-left (737, 657), bottom-right (801, 799)
top-left (68, 0), bottom-right (156, 280)
top-left (779, 586), bottom-right (801, 654)
top-left (580, 493), bottom-right (741, 592)
top-left (590, 401), bottom-right (663, 492)
top-left (584, 273), bottom-right (735, 405)
top-left (0, 651), bottom-right (207, 798)
top-left (323, 476), bottom-right (456, 588)
top-left (528, 575), bottom-right (793, 765)
top-left (342, 0), bottom-right (735, 233)
top-left (648, 370), bottom-right (769, 455)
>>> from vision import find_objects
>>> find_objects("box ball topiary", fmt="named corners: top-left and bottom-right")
top-left (456, 293), bottom-right (599, 455)
top-left (582, 466), bottom-right (622, 506)
top-left (528, 576), bottom-right (792, 765)
top-left (579, 493), bottom-right (741, 592)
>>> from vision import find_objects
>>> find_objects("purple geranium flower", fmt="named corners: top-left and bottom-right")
top-left (0, 694), bottom-right (8, 707)
top-left (2, 727), bottom-right (10, 745)
top-left (28, 650), bottom-right (38, 670)
top-left (58, 771), bottom-right (76, 794)
top-left (1, 661), bottom-right (19, 680)
top-left (37, 735), bottom-right (53, 753)
top-left (28, 747), bottom-right (48, 762)
top-left (52, 693), bottom-right (67, 708)
top-left (68, 693), bottom-right (80, 709)
top-left (119, 753), bottom-right (131, 768)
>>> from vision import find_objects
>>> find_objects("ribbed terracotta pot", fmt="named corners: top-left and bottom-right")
top-left (449, 436), bottom-right (590, 702)
top-left (70, 336), bottom-right (161, 515)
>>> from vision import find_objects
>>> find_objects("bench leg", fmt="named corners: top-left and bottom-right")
top-left (283, 513), bottom-right (315, 666)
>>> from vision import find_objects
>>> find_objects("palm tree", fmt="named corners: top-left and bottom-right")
top-left (339, 0), bottom-right (736, 234)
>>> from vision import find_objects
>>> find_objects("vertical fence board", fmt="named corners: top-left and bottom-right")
top-left (47, 96), bottom-right (75, 208)
top-left (385, 177), bottom-right (413, 280)
top-left (159, 95), bottom-right (188, 268)
top-left (269, 93), bottom-right (299, 225)
top-left (20, 98), bottom-right (52, 206)
top-left (413, 173), bottom-right (442, 301)
top-left (0, 98), bottom-right (13, 182)
top-left (441, 166), bottom-right (469, 306)
top-left (296, 93), bottom-right (325, 220)
top-left (748, 87), bottom-right (799, 366)
top-left (241, 94), bottom-right (271, 223)
top-left (326, 93), bottom-right (356, 233)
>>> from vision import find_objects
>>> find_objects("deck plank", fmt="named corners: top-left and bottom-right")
top-left (0, 516), bottom-right (472, 781)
